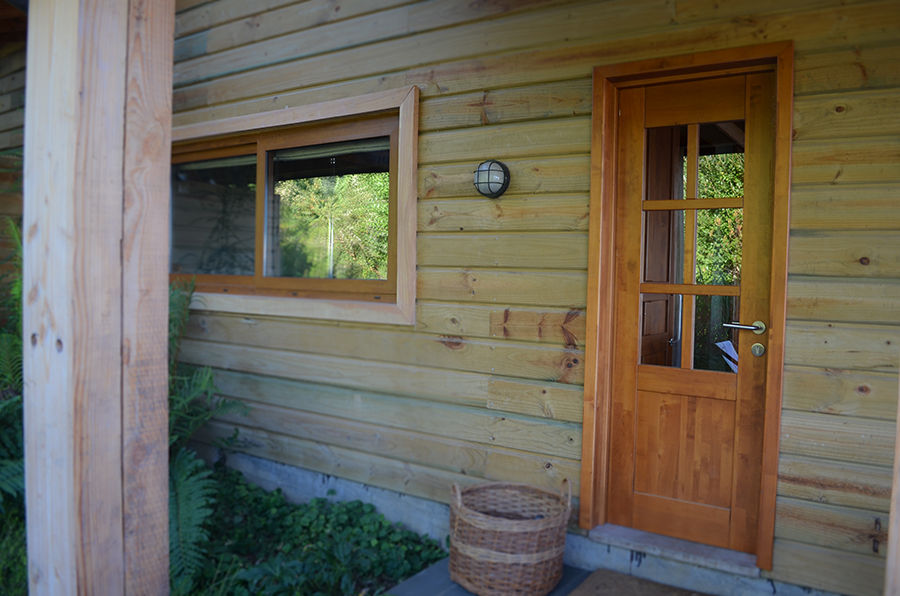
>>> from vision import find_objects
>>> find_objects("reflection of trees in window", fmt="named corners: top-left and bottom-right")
top-left (694, 152), bottom-right (744, 372)
top-left (696, 153), bottom-right (743, 285)
top-left (275, 172), bottom-right (389, 280)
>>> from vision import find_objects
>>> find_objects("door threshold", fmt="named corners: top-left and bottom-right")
top-left (588, 524), bottom-right (760, 578)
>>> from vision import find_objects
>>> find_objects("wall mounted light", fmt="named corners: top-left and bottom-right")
top-left (473, 159), bottom-right (510, 198)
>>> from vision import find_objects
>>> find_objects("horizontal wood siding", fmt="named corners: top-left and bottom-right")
top-left (0, 43), bottom-right (23, 277)
top-left (134, 1), bottom-right (900, 593)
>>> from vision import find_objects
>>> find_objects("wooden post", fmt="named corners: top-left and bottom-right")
top-left (886, 365), bottom-right (900, 595)
top-left (22, 0), bottom-right (173, 593)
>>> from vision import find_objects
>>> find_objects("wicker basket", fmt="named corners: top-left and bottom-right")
top-left (449, 481), bottom-right (571, 596)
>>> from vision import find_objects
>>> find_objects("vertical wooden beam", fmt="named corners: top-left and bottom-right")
top-left (121, 0), bottom-right (174, 591)
top-left (23, 0), bottom-right (173, 593)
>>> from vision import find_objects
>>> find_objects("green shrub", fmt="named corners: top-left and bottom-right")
top-left (194, 465), bottom-right (446, 595)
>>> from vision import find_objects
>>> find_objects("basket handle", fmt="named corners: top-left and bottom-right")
top-left (452, 483), bottom-right (462, 508)
top-left (560, 478), bottom-right (572, 509)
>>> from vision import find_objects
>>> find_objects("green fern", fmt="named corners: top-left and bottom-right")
top-left (0, 460), bottom-right (23, 513)
top-left (169, 447), bottom-right (216, 595)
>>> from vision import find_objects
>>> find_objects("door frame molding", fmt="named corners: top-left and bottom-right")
top-left (579, 42), bottom-right (794, 570)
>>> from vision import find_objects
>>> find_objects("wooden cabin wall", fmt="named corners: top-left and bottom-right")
top-left (0, 42), bottom-right (24, 274)
top-left (170, 2), bottom-right (899, 594)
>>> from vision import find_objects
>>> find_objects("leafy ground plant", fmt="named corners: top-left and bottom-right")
top-left (193, 465), bottom-right (447, 595)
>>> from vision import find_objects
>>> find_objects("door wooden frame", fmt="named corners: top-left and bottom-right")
top-left (579, 42), bottom-right (794, 570)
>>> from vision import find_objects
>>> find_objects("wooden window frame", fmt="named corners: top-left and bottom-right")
top-left (579, 42), bottom-right (793, 571)
top-left (171, 87), bottom-right (419, 325)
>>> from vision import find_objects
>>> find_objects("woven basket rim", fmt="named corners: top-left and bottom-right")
top-left (452, 481), bottom-right (571, 531)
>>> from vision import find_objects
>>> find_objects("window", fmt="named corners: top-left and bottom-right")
top-left (170, 87), bottom-right (418, 324)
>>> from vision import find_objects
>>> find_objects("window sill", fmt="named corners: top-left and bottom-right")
top-left (190, 291), bottom-right (416, 326)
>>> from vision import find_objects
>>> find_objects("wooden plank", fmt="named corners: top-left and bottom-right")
top-left (183, 312), bottom-right (586, 384)
top-left (170, 0), bottom-right (900, 114)
top-left (180, 342), bottom-right (584, 422)
top-left (418, 231), bottom-right (588, 269)
top-left (779, 410), bottom-right (895, 467)
top-left (418, 117), bottom-right (590, 164)
top-left (0, 106), bottom-right (23, 133)
top-left (419, 79), bottom-right (592, 131)
top-left (24, 0), bottom-right (172, 592)
top-left (170, 0), bottom-right (900, 122)
top-left (197, 421), bottom-right (483, 505)
top-left (488, 307), bottom-right (585, 347)
top-left (171, 0), bottom-right (675, 111)
top-left (418, 195), bottom-right (589, 232)
top-left (766, 539), bottom-right (884, 596)
top-left (205, 367), bottom-right (582, 460)
top-left (0, 69), bottom-right (24, 95)
top-left (632, 493), bottom-right (731, 549)
top-left (175, 0), bottom-right (397, 45)
top-left (789, 230), bottom-right (900, 278)
top-left (210, 399), bottom-right (580, 493)
top-left (793, 88), bottom-right (900, 142)
top-left (0, 192), bottom-right (22, 216)
top-left (417, 267), bottom-right (587, 307)
top-left (175, 0), bottom-right (571, 85)
top-left (787, 277), bottom-right (900, 325)
top-left (0, 45), bottom-right (25, 78)
top-left (782, 364), bottom-right (899, 419)
top-left (778, 454), bottom-right (892, 512)
top-left (120, 0), bottom-right (173, 590)
top-left (775, 496), bottom-right (888, 558)
top-left (416, 302), bottom-right (586, 347)
top-left (24, 1), bottom-right (127, 591)
top-left (419, 156), bottom-right (589, 200)
top-left (795, 43), bottom-right (900, 95)
top-left (791, 137), bottom-right (900, 185)
top-left (0, 127), bottom-right (23, 150)
top-left (790, 183), bottom-right (900, 230)
top-left (0, 88), bottom-right (26, 113)
top-left (784, 321), bottom-right (900, 373)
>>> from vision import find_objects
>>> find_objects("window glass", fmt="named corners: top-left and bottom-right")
top-left (171, 155), bottom-right (256, 276)
top-left (268, 138), bottom-right (390, 281)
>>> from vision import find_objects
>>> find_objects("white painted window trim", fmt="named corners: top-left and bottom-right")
top-left (171, 86), bottom-right (419, 325)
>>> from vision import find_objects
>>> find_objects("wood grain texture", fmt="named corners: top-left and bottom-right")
top-left (787, 277), bottom-right (900, 325)
top-left (766, 539), bottom-right (884, 596)
top-left (414, 302), bottom-right (587, 347)
top-left (778, 454), bottom-right (891, 512)
top-left (120, 0), bottom-right (173, 590)
top-left (784, 321), bottom-right (900, 373)
top-left (782, 365), bottom-right (899, 419)
top-left (206, 367), bottom-right (582, 459)
top-left (210, 398), bottom-right (580, 492)
top-left (23, 0), bottom-right (171, 592)
top-left (775, 496), bottom-right (888, 558)
top-left (789, 230), bottom-right (900, 278)
top-left (418, 231), bottom-right (588, 269)
top-left (418, 195), bottom-right (589, 232)
top-left (181, 343), bottom-right (584, 422)
top-left (780, 409), bottom-right (895, 467)
top-left (24, 1), bottom-right (127, 592)
top-left (181, 313), bottom-right (586, 384)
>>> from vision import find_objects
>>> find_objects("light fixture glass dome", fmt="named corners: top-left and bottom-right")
top-left (473, 160), bottom-right (510, 198)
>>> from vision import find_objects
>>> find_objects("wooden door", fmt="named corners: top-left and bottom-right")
top-left (607, 71), bottom-right (776, 553)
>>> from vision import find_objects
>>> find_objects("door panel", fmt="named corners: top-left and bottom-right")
top-left (607, 71), bottom-right (776, 554)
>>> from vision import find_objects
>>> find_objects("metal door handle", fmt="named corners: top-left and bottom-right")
top-left (722, 320), bottom-right (767, 335)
